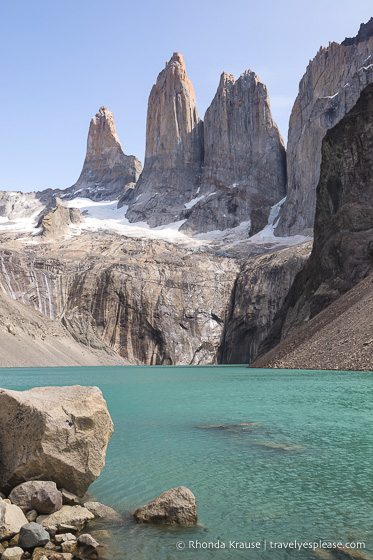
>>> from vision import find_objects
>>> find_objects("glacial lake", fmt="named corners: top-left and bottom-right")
top-left (1, 366), bottom-right (373, 559)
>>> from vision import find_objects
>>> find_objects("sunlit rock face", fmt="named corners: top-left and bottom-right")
top-left (122, 52), bottom-right (204, 227)
top-left (275, 19), bottom-right (373, 236)
top-left (180, 71), bottom-right (286, 236)
top-left (65, 106), bottom-right (142, 201)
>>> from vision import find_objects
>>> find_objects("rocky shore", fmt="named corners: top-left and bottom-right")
top-left (0, 386), bottom-right (198, 560)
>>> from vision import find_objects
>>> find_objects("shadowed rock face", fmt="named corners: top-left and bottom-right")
top-left (64, 106), bottom-right (142, 201)
top-left (258, 83), bottom-right (373, 356)
top-left (275, 21), bottom-right (373, 236)
top-left (122, 53), bottom-right (204, 226)
top-left (180, 71), bottom-right (286, 236)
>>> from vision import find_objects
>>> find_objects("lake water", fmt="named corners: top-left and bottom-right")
top-left (1, 366), bottom-right (372, 559)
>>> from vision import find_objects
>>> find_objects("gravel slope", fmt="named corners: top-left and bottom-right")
top-left (251, 273), bottom-right (373, 372)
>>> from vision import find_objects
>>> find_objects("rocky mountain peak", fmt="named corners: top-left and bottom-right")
top-left (63, 106), bottom-right (142, 201)
top-left (218, 72), bottom-right (235, 88)
top-left (122, 51), bottom-right (204, 226)
top-left (342, 17), bottom-right (373, 46)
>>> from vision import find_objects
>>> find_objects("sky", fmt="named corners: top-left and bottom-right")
top-left (1, 0), bottom-right (372, 192)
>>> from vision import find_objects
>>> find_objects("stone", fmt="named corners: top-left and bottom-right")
top-left (1, 547), bottom-right (24, 560)
top-left (0, 544), bottom-right (5, 555)
top-left (31, 488), bottom-right (63, 514)
top-left (54, 534), bottom-right (76, 544)
top-left (77, 534), bottom-right (99, 548)
top-left (60, 490), bottom-right (79, 507)
top-left (134, 486), bottom-right (197, 525)
top-left (83, 502), bottom-right (120, 519)
top-left (37, 505), bottom-right (94, 534)
top-left (8, 534), bottom-right (19, 545)
top-left (38, 198), bottom-right (84, 239)
top-left (19, 522), bottom-right (50, 549)
top-left (60, 541), bottom-right (77, 554)
top-left (66, 106), bottom-right (142, 201)
top-left (0, 501), bottom-right (28, 540)
top-left (31, 550), bottom-right (72, 560)
top-left (9, 482), bottom-right (58, 509)
top-left (0, 386), bottom-right (114, 497)
top-left (180, 71), bottom-right (286, 236)
top-left (26, 511), bottom-right (38, 523)
top-left (123, 52), bottom-right (204, 227)
top-left (276, 20), bottom-right (373, 236)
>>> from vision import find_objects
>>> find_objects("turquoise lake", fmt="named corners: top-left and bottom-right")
top-left (1, 366), bottom-right (372, 559)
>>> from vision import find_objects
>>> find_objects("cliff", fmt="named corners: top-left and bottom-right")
top-left (180, 71), bottom-right (286, 235)
top-left (257, 82), bottom-right (373, 361)
top-left (275, 21), bottom-right (373, 236)
top-left (63, 106), bottom-right (142, 201)
top-left (122, 53), bottom-right (204, 226)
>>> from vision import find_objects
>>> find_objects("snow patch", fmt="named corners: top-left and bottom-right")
top-left (184, 195), bottom-right (205, 209)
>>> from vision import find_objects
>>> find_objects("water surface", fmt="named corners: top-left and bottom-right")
top-left (1, 366), bottom-right (372, 559)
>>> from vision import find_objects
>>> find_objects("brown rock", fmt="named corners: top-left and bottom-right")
top-left (60, 490), bottom-right (79, 507)
top-left (38, 198), bottom-right (83, 239)
top-left (67, 106), bottom-right (142, 201)
top-left (0, 386), bottom-right (114, 497)
top-left (31, 487), bottom-right (63, 514)
top-left (123, 52), bottom-right (204, 227)
top-left (134, 486), bottom-right (197, 525)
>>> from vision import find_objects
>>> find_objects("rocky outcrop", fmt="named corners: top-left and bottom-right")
top-left (122, 52), bottom-right (204, 226)
top-left (223, 242), bottom-right (311, 364)
top-left (275, 20), bottom-right (373, 236)
top-left (38, 198), bottom-right (83, 239)
top-left (0, 288), bottom-right (127, 367)
top-left (0, 386), bottom-right (114, 496)
top-left (134, 486), bottom-right (197, 525)
top-left (0, 234), bottom-right (239, 365)
top-left (63, 106), bottom-right (142, 201)
top-left (180, 71), bottom-right (286, 235)
top-left (258, 83), bottom-right (373, 358)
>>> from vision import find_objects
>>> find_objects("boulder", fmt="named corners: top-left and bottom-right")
top-left (83, 502), bottom-right (120, 519)
top-left (0, 386), bottom-right (114, 497)
top-left (60, 490), bottom-right (79, 507)
top-left (1, 548), bottom-right (24, 560)
top-left (31, 488), bottom-right (63, 514)
top-left (9, 482), bottom-right (57, 510)
top-left (19, 522), bottom-right (50, 549)
top-left (54, 534), bottom-right (76, 544)
top-left (0, 501), bottom-right (28, 540)
top-left (134, 486), bottom-right (198, 525)
top-left (31, 550), bottom-right (72, 560)
top-left (37, 506), bottom-right (94, 535)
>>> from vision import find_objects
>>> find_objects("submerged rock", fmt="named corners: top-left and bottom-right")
top-left (0, 386), bottom-right (113, 497)
top-left (134, 486), bottom-right (197, 526)
top-left (83, 501), bottom-right (120, 519)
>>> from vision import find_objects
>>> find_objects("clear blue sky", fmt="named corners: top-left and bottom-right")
top-left (1, 0), bottom-right (372, 192)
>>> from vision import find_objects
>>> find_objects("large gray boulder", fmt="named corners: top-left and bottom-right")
top-left (0, 500), bottom-right (28, 540)
top-left (0, 386), bottom-right (114, 497)
top-left (19, 522), bottom-right (50, 549)
top-left (9, 481), bottom-right (57, 509)
top-left (134, 486), bottom-right (198, 525)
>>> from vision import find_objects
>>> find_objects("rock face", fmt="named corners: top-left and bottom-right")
top-left (222, 242), bottom-right (311, 364)
top-left (0, 501), bottom-right (28, 540)
top-left (0, 386), bottom-right (114, 496)
top-left (65, 106), bottom-right (142, 201)
top-left (258, 83), bottom-right (373, 356)
top-left (38, 198), bottom-right (83, 239)
top-left (134, 486), bottom-right (197, 525)
top-left (180, 71), bottom-right (286, 235)
top-left (122, 52), bottom-right (204, 226)
top-left (0, 235), bottom-right (239, 365)
top-left (275, 20), bottom-right (373, 236)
